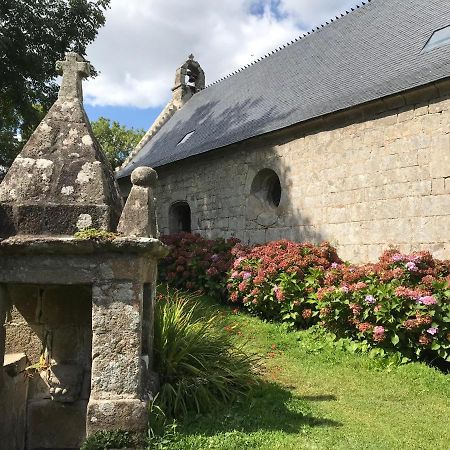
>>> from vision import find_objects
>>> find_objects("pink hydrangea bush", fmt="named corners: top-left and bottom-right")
top-left (226, 240), bottom-right (342, 328)
top-left (316, 249), bottom-right (450, 361)
top-left (159, 232), bottom-right (239, 298)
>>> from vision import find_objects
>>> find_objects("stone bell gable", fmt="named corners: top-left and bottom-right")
top-left (0, 52), bottom-right (122, 237)
top-left (118, 54), bottom-right (205, 174)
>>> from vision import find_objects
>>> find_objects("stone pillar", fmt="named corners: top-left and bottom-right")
top-left (87, 281), bottom-right (147, 435)
top-left (117, 167), bottom-right (158, 238)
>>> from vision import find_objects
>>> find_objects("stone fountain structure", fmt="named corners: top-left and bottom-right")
top-left (0, 53), bottom-right (167, 449)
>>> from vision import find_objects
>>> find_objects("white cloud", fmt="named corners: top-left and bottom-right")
top-left (84, 0), bottom-right (361, 109)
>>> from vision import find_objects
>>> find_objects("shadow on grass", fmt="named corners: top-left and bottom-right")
top-left (177, 381), bottom-right (342, 437)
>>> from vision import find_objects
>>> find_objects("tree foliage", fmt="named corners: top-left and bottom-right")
top-left (91, 117), bottom-right (145, 169)
top-left (0, 0), bottom-right (111, 167)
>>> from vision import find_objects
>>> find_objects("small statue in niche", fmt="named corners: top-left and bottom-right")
top-left (46, 362), bottom-right (84, 403)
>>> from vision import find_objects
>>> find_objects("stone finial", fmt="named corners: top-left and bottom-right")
top-left (131, 166), bottom-right (158, 188)
top-left (117, 167), bottom-right (159, 238)
top-left (56, 52), bottom-right (90, 101)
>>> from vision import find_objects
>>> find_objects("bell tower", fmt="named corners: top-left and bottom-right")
top-left (171, 54), bottom-right (205, 108)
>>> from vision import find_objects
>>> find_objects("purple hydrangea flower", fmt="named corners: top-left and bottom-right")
top-left (406, 261), bottom-right (418, 272)
top-left (417, 296), bottom-right (437, 306)
top-left (365, 295), bottom-right (376, 304)
top-left (242, 271), bottom-right (252, 280)
top-left (427, 327), bottom-right (438, 335)
top-left (392, 253), bottom-right (405, 262)
top-left (331, 262), bottom-right (339, 269)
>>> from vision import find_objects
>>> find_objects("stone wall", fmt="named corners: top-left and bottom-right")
top-left (0, 354), bottom-right (29, 450)
top-left (147, 80), bottom-right (450, 262)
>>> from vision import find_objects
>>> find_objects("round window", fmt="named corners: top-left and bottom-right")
top-left (250, 169), bottom-right (282, 209)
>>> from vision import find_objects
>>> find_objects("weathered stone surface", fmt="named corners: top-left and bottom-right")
top-left (91, 281), bottom-right (141, 399)
top-left (0, 52), bottom-right (123, 237)
top-left (0, 353), bottom-right (29, 450)
top-left (118, 167), bottom-right (159, 238)
top-left (87, 398), bottom-right (148, 434)
top-left (27, 399), bottom-right (87, 449)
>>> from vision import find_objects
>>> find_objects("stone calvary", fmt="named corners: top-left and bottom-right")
top-left (0, 52), bottom-right (167, 449)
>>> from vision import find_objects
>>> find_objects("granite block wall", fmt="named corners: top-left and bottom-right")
top-left (152, 81), bottom-right (450, 263)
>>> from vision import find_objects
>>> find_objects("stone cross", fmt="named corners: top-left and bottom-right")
top-left (56, 52), bottom-right (90, 101)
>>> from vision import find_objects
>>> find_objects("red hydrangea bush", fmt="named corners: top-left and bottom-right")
top-left (159, 232), bottom-right (239, 298)
top-left (226, 240), bottom-right (342, 328)
top-left (159, 233), bottom-right (450, 363)
top-left (316, 249), bottom-right (450, 361)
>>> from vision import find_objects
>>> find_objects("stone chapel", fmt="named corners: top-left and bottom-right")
top-left (117, 0), bottom-right (450, 263)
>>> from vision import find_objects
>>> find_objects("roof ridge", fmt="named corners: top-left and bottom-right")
top-left (205, 0), bottom-right (372, 88)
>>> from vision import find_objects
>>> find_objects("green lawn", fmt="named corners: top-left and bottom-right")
top-left (162, 299), bottom-right (450, 450)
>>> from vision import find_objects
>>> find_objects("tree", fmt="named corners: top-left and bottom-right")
top-left (0, 0), bottom-right (111, 167)
top-left (91, 117), bottom-right (145, 169)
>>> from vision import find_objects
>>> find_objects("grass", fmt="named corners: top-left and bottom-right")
top-left (153, 290), bottom-right (257, 417)
top-left (158, 296), bottom-right (450, 450)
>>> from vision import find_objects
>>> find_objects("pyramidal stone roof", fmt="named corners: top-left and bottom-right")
top-left (0, 52), bottom-right (123, 237)
top-left (118, 0), bottom-right (450, 178)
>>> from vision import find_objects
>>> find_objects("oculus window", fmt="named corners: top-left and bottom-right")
top-left (250, 168), bottom-right (282, 209)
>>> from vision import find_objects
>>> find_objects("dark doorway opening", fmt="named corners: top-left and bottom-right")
top-left (169, 201), bottom-right (191, 233)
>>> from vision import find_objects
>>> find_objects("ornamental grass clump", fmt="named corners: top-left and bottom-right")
top-left (227, 240), bottom-right (341, 328)
top-left (159, 232), bottom-right (239, 298)
top-left (153, 289), bottom-right (258, 417)
top-left (316, 249), bottom-right (450, 361)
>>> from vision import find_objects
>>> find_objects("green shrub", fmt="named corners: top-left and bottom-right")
top-left (159, 232), bottom-right (240, 298)
top-left (227, 240), bottom-right (341, 328)
top-left (153, 289), bottom-right (258, 417)
top-left (316, 249), bottom-right (450, 361)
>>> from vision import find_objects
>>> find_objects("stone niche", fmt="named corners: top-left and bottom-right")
top-left (0, 238), bottom-right (166, 449)
top-left (5, 284), bottom-right (92, 448)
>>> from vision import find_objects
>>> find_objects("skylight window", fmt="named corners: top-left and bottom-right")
top-left (423, 25), bottom-right (450, 53)
top-left (177, 130), bottom-right (195, 145)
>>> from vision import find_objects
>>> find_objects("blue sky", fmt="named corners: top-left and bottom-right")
top-left (84, 0), bottom-right (360, 130)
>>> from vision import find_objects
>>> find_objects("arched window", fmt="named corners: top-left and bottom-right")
top-left (250, 168), bottom-right (282, 209)
top-left (169, 201), bottom-right (191, 233)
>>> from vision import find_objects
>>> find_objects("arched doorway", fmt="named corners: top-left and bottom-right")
top-left (169, 201), bottom-right (191, 233)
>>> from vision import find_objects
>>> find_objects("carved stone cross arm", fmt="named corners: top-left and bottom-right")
top-left (56, 52), bottom-right (91, 101)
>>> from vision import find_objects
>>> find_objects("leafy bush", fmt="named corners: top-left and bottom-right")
top-left (227, 240), bottom-right (341, 328)
top-left (159, 233), bottom-right (239, 298)
top-left (316, 249), bottom-right (450, 361)
top-left (153, 289), bottom-right (258, 417)
top-left (158, 234), bottom-right (450, 363)
top-left (80, 430), bottom-right (137, 450)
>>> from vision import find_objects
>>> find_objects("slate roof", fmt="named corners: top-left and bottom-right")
top-left (118, 0), bottom-right (450, 178)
